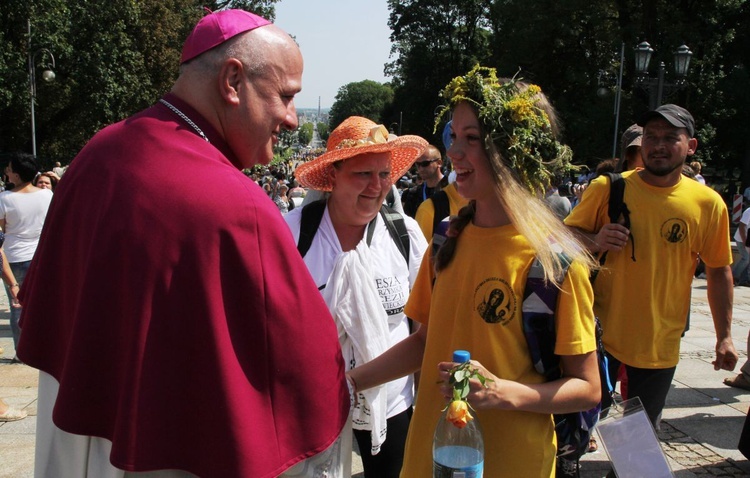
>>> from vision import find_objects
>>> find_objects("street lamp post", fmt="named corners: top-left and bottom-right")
top-left (633, 41), bottom-right (692, 110)
top-left (597, 43), bottom-right (626, 158)
top-left (28, 19), bottom-right (56, 159)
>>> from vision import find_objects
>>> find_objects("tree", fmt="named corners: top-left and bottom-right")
top-left (386, 0), bottom-right (492, 144)
top-left (328, 80), bottom-right (394, 130)
top-left (385, 0), bottom-right (749, 188)
top-left (0, 0), bottom-right (278, 167)
top-left (214, 0), bottom-right (278, 19)
top-left (486, 0), bottom-right (749, 182)
top-left (488, 0), bottom-right (624, 167)
top-left (317, 122), bottom-right (329, 142)
top-left (297, 122), bottom-right (313, 146)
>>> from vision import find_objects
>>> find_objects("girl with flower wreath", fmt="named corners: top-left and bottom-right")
top-left (348, 65), bottom-right (601, 477)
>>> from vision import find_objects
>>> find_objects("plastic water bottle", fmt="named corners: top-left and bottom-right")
top-left (433, 350), bottom-right (485, 478)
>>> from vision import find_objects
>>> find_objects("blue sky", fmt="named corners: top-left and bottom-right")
top-left (274, 0), bottom-right (393, 110)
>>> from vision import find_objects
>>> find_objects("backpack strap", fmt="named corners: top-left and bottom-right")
top-left (298, 199), bottom-right (410, 266)
top-left (521, 254), bottom-right (571, 380)
top-left (385, 186), bottom-right (396, 209)
top-left (603, 172), bottom-right (627, 227)
top-left (379, 205), bottom-right (410, 266)
top-left (598, 172), bottom-right (635, 268)
top-left (297, 199), bottom-right (328, 258)
top-left (430, 189), bottom-right (450, 239)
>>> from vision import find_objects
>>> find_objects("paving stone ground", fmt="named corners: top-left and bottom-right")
top-left (3, 278), bottom-right (750, 477)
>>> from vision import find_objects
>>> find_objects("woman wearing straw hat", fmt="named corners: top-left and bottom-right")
top-left (347, 67), bottom-right (601, 477)
top-left (285, 116), bottom-right (428, 477)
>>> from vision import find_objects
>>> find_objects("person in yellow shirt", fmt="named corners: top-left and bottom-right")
top-left (566, 104), bottom-right (738, 430)
top-left (414, 181), bottom-right (468, 240)
top-left (348, 66), bottom-right (601, 477)
top-left (414, 120), bottom-right (469, 241)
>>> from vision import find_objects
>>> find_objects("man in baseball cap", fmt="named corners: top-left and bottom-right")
top-left (637, 103), bottom-right (695, 137)
top-left (567, 101), bottom-right (737, 432)
top-left (19, 9), bottom-right (351, 477)
top-left (616, 123), bottom-right (644, 172)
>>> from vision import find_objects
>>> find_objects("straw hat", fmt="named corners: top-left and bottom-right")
top-left (295, 116), bottom-right (427, 192)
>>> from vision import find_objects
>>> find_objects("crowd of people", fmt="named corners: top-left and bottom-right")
top-left (1, 8), bottom-right (745, 478)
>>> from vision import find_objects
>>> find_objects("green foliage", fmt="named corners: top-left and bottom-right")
top-left (328, 80), bottom-right (394, 130)
top-left (386, 0), bottom-right (750, 186)
top-left (386, 0), bottom-right (492, 143)
top-left (447, 361), bottom-right (491, 401)
top-left (438, 66), bottom-right (575, 193)
top-left (297, 122), bottom-right (313, 146)
top-left (215, 0), bottom-right (279, 20)
top-left (276, 129), bottom-right (297, 150)
top-left (0, 0), bottom-right (278, 166)
top-left (317, 122), bottom-right (330, 141)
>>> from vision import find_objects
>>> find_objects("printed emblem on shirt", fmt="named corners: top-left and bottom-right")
top-left (474, 277), bottom-right (516, 325)
top-left (661, 218), bottom-right (688, 244)
top-left (376, 276), bottom-right (407, 315)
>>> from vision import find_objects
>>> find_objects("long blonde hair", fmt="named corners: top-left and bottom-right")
top-left (435, 100), bottom-right (597, 287)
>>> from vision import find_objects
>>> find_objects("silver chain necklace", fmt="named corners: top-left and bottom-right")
top-left (159, 99), bottom-right (209, 143)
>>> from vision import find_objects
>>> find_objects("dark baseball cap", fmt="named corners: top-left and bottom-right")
top-left (637, 104), bottom-right (695, 137)
top-left (620, 123), bottom-right (643, 153)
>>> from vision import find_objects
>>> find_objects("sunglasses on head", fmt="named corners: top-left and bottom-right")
top-left (416, 159), bottom-right (438, 167)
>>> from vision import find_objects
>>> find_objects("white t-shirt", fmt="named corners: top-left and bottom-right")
top-left (734, 207), bottom-right (750, 244)
top-left (0, 188), bottom-right (54, 262)
top-left (285, 204), bottom-right (427, 418)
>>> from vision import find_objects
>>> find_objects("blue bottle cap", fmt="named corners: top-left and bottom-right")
top-left (453, 350), bottom-right (470, 363)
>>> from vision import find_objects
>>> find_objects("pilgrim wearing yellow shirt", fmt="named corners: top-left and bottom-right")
top-left (415, 182), bottom-right (469, 240)
top-left (565, 170), bottom-right (731, 368)
top-left (346, 67), bottom-right (603, 478)
top-left (400, 222), bottom-right (596, 477)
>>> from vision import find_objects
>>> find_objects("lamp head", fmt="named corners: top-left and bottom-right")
top-left (673, 44), bottom-right (693, 78)
top-left (634, 41), bottom-right (654, 74)
top-left (41, 69), bottom-right (55, 82)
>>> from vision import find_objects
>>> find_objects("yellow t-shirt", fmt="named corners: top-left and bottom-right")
top-left (415, 182), bottom-right (469, 240)
top-left (565, 171), bottom-right (731, 368)
top-left (401, 223), bottom-right (596, 477)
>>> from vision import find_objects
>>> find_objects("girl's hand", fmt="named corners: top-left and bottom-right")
top-left (437, 360), bottom-right (502, 410)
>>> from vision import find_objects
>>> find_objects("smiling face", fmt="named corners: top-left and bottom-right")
top-left (641, 117), bottom-right (697, 180)
top-left (447, 102), bottom-right (496, 203)
top-left (328, 152), bottom-right (392, 227)
top-left (224, 27), bottom-right (303, 168)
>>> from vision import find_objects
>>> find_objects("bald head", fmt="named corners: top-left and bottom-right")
top-left (170, 23), bottom-right (303, 169)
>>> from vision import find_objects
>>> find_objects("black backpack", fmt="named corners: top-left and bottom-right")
top-left (296, 199), bottom-right (410, 266)
top-left (430, 189), bottom-right (451, 239)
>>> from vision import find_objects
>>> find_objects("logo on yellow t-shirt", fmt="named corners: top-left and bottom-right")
top-left (474, 277), bottom-right (516, 325)
top-left (661, 218), bottom-right (688, 244)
